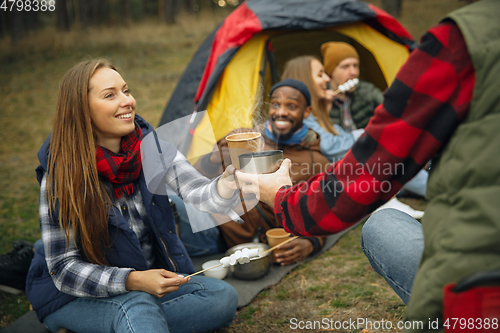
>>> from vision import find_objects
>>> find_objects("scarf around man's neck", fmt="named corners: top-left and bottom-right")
top-left (95, 124), bottom-right (143, 199)
top-left (265, 120), bottom-right (309, 145)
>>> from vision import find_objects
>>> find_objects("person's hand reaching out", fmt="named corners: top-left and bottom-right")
top-left (274, 238), bottom-right (314, 265)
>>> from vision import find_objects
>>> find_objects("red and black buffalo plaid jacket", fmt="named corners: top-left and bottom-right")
top-left (275, 20), bottom-right (476, 236)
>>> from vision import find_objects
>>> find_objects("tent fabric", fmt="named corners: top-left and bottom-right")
top-left (328, 22), bottom-right (410, 87)
top-left (205, 35), bottom-right (267, 140)
top-left (158, 26), bottom-right (218, 126)
top-left (365, 3), bottom-right (414, 41)
top-left (196, 3), bottom-right (262, 108)
top-left (186, 34), bottom-right (268, 160)
top-left (194, 0), bottom-right (416, 110)
top-left (246, 0), bottom-right (375, 30)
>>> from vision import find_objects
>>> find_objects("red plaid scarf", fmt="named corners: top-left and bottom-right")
top-left (96, 125), bottom-right (143, 199)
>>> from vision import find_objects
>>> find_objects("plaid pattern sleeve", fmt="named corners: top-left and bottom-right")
top-left (39, 174), bottom-right (133, 298)
top-left (275, 21), bottom-right (475, 236)
top-left (166, 151), bottom-right (240, 215)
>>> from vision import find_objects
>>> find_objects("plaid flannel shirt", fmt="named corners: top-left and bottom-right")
top-left (275, 21), bottom-right (475, 236)
top-left (40, 150), bottom-right (237, 298)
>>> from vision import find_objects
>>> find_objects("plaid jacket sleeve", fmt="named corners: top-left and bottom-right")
top-left (275, 21), bottom-right (475, 236)
top-left (166, 151), bottom-right (240, 215)
top-left (39, 174), bottom-right (133, 298)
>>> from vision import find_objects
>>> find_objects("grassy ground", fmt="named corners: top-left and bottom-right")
top-left (0, 0), bottom-right (464, 330)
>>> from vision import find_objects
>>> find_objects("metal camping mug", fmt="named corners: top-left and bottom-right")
top-left (238, 150), bottom-right (284, 174)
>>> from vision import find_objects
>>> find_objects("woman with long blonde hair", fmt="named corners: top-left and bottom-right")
top-left (281, 56), bottom-right (363, 161)
top-left (26, 59), bottom-right (240, 333)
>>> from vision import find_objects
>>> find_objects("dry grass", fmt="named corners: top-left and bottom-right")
top-left (0, 0), bottom-right (462, 329)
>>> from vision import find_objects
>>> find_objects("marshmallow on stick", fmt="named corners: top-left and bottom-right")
top-left (335, 78), bottom-right (359, 94)
top-left (191, 238), bottom-right (301, 277)
top-left (188, 247), bottom-right (262, 277)
top-left (222, 247), bottom-right (261, 267)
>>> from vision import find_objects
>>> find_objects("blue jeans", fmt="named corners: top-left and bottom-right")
top-left (43, 275), bottom-right (238, 333)
top-left (402, 169), bottom-right (428, 197)
top-left (34, 239), bottom-right (43, 253)
top-left (360, 208), bottom-right (424, 304)
top-left (169, 194), bottom-right (221, 257)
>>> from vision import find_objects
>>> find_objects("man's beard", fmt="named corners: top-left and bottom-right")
top-left (270, 116), bottom-right (304, 142)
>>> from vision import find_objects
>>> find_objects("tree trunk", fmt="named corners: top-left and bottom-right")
top-left (158, 0), bottom-right (164, 20)
top-left (184, 0), bottom-right (195, 13)
top-left (68, 0), bottom-right (76, 27)
top-left (121, 0), bottom-right (131, 25)
top-left (23, 10), bottom-right (39, 31)
top-left (56, 0), bottom-right (71, 31)
top-left (79, 0), bottom-right (89, 29)
top-left (91, 0), bottom-right (102, 25)
top-left (0, 11), bottom-right (6, 39)
top-left (164, 0), bottom-right (177, 24)
top-left (382, 0), bottom-right (402, 18)
top-left (10, 10), bottom-right (23, 46)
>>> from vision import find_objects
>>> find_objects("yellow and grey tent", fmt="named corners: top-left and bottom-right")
top-left (158, 0), bottom-right (416, 162)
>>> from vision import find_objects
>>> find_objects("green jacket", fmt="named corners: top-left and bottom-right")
top-left (406, 1), bottom-right (500, 331)
top-left (329, 80), bottom-right (383, 129)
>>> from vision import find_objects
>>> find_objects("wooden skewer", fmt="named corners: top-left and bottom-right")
top-left (261, 236), bottom-right (300, 256)
top-left (187, 263), bottom-right (223, 278)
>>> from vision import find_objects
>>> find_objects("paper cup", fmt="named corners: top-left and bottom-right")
top-left (226, 132), bottom-right (262, 169)
top-left (266, 228), bottom-right (291, 263)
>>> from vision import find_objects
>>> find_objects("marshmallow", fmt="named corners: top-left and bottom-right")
top-left (337, 78), bottom-right (359, 93)
top-left (220, 256), bottom-right (231, 268)
top-left (247, 248), bottom-right (260, 258)
top-left (234, 250), bottom-right (248, 264)
top-left (238, 248), bottom-right (250, 264)
top-left (229, 253), bottom-right (238, 266)
top-left (222, 248), bottom-right (264, 267)
top-left (238, 256), bottom-right (250, 264)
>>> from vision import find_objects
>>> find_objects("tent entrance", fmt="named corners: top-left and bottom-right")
top-left (263, 22), bottom-right (411, 98)
top-left (266, 28), bottom-right (388, 92)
